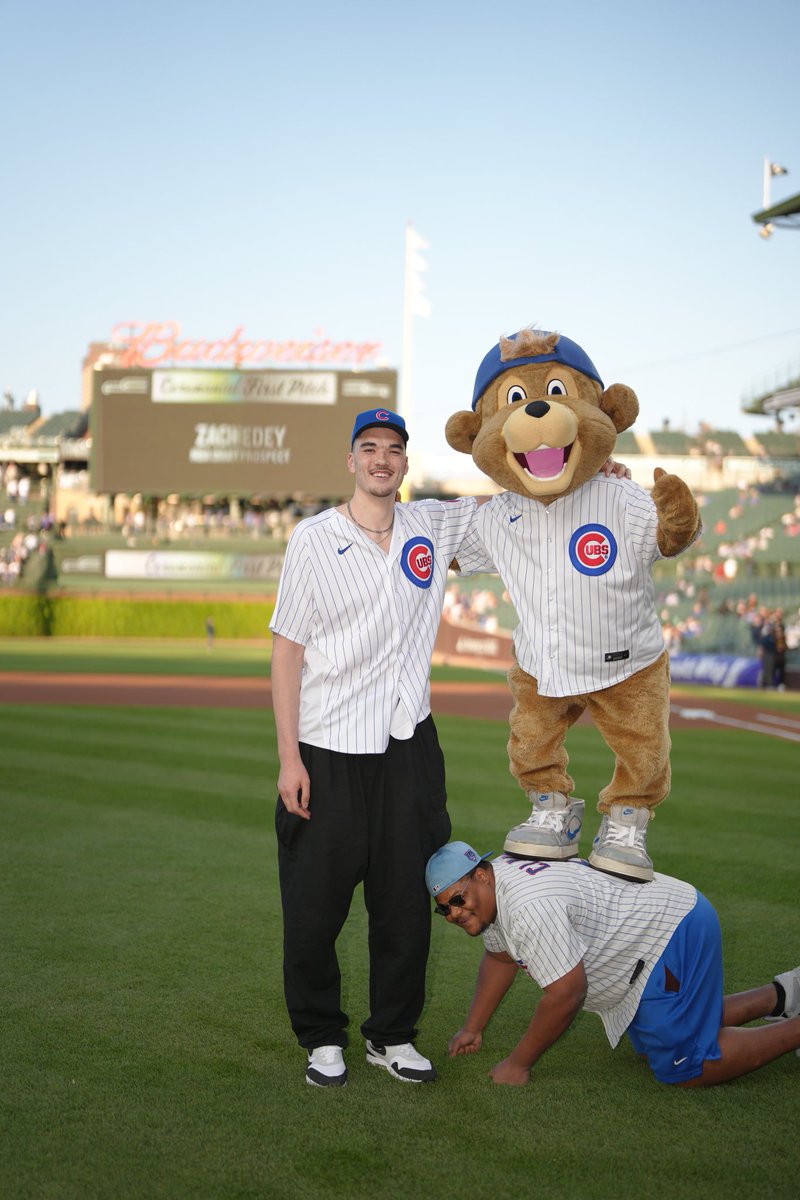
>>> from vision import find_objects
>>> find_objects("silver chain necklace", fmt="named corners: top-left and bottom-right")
top-left (346, 501), bottom-right (395, 536)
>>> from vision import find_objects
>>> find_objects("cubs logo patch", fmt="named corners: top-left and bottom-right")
top-left (568, 524), bottom-right (617, 576)
top-left (401, 537), bottom-right (434, 588)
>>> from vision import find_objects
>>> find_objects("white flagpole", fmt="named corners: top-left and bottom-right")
top-left (400, 221), bottom-right (429, 500)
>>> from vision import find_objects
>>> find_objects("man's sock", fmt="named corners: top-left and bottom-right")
top-left (770, 981), bottom-right (787, 1017)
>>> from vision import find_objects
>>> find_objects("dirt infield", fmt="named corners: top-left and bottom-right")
top-left (2, 672), bottom-right (799, 741)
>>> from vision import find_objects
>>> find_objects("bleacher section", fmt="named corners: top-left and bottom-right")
top-left (692, 488), bottom-right (796, 558)
top-left (0, 411), bottom-right (39, 436)
top-left (614, 430), bottom-right (640, 456)
top-left (648, 430), bottom-right (695, 455)
top-left (32, 411), bottom-right (88, 439)
top-left (705, 430), bottom-right (748, 455)
top-left (751, 431), bottom-right (800, 458)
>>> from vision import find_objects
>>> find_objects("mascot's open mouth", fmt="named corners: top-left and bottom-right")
top-left (514, 443), bottom-right (573, 481)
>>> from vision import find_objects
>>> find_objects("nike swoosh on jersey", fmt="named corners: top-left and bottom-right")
top-left (509, 514), bottom-right (522, 523)
top-left (338, 543), bottom-right (354, 555)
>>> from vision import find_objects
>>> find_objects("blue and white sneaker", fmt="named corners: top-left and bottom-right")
top-left (503, 793), bottom-right (584, 859)
top-left (365, 1040), bottom-right (436, 1083)
top-left (589, 804), bottom-right (652, 882)
top-left (306, 1045), bottom-right (347, 1088)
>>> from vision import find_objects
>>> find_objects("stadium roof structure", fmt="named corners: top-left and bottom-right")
top-left (744, 377), bottom-right (800, 418)
top-left (751, 190), bottom-right (800, 233)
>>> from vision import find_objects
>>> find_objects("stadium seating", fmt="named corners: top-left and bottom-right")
top-left (648, 429), bottom-right (695, 455)
top-left (752, 431), bottom-right (800, 458)
top-left (0, 411), bottom-right (39, 436)
top-left (32, 412), bottom-right (88, 440)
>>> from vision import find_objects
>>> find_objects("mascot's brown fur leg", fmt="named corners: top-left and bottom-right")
top-left (587, 652), bottom-right (671, 816)
top-left (508, 659), bottom-right (586, 796)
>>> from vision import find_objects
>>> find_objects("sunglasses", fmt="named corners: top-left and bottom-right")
top-left (434, 870), bottom-right (476, 917)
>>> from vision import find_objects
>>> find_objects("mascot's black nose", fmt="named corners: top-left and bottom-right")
top-left (525, 400), bottom-right (550, 419)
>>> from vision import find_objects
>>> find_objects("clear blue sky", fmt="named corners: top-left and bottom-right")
top-left (2, 0), bottom-right (799, 479)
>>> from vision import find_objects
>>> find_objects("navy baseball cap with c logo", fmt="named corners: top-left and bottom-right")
top-left (351, 408), bottom-right (408, 446)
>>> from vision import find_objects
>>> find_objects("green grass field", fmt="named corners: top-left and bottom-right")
top-left (0, 638), bottom-right (505, 685)
top-left (2, 646), bottom-right (799, 1199)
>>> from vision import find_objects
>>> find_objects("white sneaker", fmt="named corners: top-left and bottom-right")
top-left (766, 967), bottom-right (800, 1055)
top-left (306, 1045), bottom-right (347, 1088)
top-left (773, 967), bottom-right (800, 1019)
top-left (589, 804), bottom-right (653, 882)
top-left (365, 1040), bottom-right (437, 1083)
top-left (503, 793), bottom-right (584, 858)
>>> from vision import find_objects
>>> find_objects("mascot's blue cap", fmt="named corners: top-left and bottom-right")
top-left (471, 331), bottom-right (604, 409)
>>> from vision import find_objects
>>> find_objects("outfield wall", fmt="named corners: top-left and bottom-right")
top-left (0, 594), bottom-right (274, 639)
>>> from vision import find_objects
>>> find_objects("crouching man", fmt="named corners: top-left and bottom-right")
top-left (426, 841), bottom-right (800, 1087)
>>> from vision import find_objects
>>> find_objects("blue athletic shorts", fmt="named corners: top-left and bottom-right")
top-left (627, 892), bottom-right (723, 1084)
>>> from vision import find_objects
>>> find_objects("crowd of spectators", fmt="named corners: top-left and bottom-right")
top-left (115, 497), bottom-right (328, 544)
top-left (659, 581), bottom-right (797, 684)
top-left (0, 527), bottom-right (52, 586)
top-left (690, 479), bottom-right (800, 581)
top-left (443, 584), bottom-right (501, 633)
top-left (0, 464), bottom-right (33, 506)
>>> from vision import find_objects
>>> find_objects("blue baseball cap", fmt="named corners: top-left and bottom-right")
top-left (351, 408), bottom-right (408, 445)
top-left (471, 330), bottom-right (604, 409)
top-left (425, 840), bottom-right (493, 897)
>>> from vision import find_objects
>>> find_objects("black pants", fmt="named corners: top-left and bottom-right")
top-left (275, 715), bottom-right (451, 1051)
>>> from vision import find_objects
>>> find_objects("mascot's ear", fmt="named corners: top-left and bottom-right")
top-left (445, 409), bottom-right (482, 454)
top-left (600, 384), bottom-right (639, 434)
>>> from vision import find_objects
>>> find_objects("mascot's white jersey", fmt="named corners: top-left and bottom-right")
top-left (470, 476), bottom-right (665, 697)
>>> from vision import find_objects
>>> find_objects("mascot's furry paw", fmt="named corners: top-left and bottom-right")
top-left (652, 468), bottom-right (701, 558)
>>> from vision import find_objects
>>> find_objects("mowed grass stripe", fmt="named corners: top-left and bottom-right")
top-left (4, 707), bottom-right (273, 826)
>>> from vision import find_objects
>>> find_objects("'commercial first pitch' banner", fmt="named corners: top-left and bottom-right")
top-left (90, 366), bottom-right (397, 497)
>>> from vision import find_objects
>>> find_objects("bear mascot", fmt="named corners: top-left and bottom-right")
top-left (446, 328), bottom-right (701, 880)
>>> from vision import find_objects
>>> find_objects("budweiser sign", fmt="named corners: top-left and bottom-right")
top-left (110, 321), bottom-right (382, 368)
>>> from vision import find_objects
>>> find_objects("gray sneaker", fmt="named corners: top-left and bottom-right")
top-left (503, 793), bottom-right (584, 858)
top-left (589, 804), bottom-right (653, 881)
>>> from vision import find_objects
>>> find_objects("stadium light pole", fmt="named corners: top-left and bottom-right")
top-left (763, 156), bottom-right (788, 210)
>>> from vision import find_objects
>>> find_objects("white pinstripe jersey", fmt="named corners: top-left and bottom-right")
top-left (469, 477), bottom-right (665, 697)
top-left (482, 856), bottom-right (697, 1046)
top-left (269, 497), bottom-right (492, 753)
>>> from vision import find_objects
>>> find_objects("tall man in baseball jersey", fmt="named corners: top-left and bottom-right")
top-left (270, 409), bottom-right (493, 1088)
top-left (426, 841), bottom-right (800, 1088)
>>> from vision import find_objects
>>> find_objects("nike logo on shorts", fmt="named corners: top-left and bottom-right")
top-left (338, 544), bottom-right (353, 555)
top-left (673, 1056), bottom-right (688, 1066)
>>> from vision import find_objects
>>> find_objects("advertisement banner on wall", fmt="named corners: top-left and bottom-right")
top-left (104, 550), bottom-right (285, 582)
top-left (668, 654), bottom-right (762, 688)
top-left (90, 366), bottom-right (397, 498)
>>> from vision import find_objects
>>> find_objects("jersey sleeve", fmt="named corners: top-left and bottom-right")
top-left (430, 496), bottom-right (496, 574)
top-left (511, 896), bottom-right (587, 988)
top-left (481, 922), bottom-right (507, 955)
top-left (625, 482), bottom-right (662, 566)
top-left (453, 520), bottom-right (496, 575)
top-left (269, 525), bottom-right (315, 645)
top-left (411, 496), bottom-right (493, 570)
